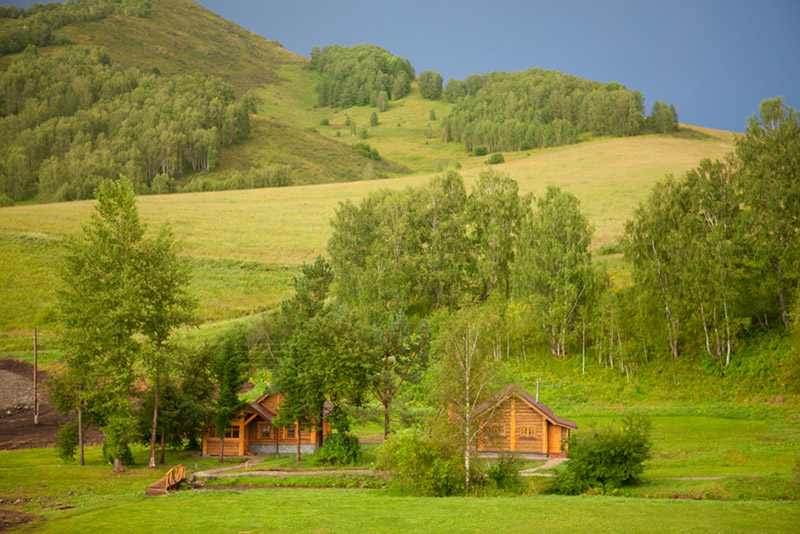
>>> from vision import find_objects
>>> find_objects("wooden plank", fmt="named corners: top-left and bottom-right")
top-left (543, 420), bottom-right (548, 454)
top-left (510, 397), bottom-right (516, 452)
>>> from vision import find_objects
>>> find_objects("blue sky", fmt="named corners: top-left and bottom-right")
top-left (9, 0), bottom-right (800, 132)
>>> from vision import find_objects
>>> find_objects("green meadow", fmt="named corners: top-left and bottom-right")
top-left (1, 406), bottom-right (798, 533)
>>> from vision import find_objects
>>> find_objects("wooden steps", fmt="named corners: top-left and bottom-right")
top-left (145, 464), bottom-right (186, 496)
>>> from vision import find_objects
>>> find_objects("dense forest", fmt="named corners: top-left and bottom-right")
top-left (0, 45), bottom-right (253, 202)
top-left (0, 0), bottom-right (151, 56)
top-left (309, 44), bottom-right (415, 109)
top-left (440, 69), bottom-right (677, 152)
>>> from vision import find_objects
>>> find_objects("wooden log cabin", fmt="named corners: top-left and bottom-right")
top-left (202, 393), bottom-right (332, 457)
top-left (476, 383), bottom-right (577, 457)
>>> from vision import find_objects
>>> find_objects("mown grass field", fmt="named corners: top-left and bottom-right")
top-left (1, 407), bottom-right (797, 533)
top-left (0, 126), bottom-right (734, 352)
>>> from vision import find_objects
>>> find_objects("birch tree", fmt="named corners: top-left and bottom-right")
top-left (514, 186), bottom-right (593, 356)
top-left (433, 308), bottom-right (500, 492)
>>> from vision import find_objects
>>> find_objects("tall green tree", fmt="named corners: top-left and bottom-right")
top-left (625, 177), bottom-right (691, 359)
top-left (369, 311), bottom-right (431, 439)
top-left (212, 336), bottom-right (248, 463)
top-left (139, 224), bottom-right (195, 468)
top-left (736, 97), bottom-right (800, 329)
top-left (515, 186), bottom-right (594, 356)
top-left (418, 70), bottom-right (444, 100)
top-left (431, 307), bottom-right (501, 492)
top-left (57, 177), bottom-right (146, 473)
top-left (468, 170), bottom-right (525, 300)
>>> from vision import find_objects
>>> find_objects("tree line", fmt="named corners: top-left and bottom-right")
top-left (0, 45), bottom-right (253, 203)
top-left (309, 44), bottom-right (414, 109)
top-left (440, 68), bottom-right (677, 153)
top-left (326, 97), bottom-right (799, 373)
top-left (0, 0), bottom-right (150, 56)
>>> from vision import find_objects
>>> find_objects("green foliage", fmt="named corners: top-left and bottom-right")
top-left (212, 336), bottom-right (248, 441)
top-left (310, 44), bottom-right (414, 108)
top-left (473, 146), bottom-right (488, 156)
top-left (486, 152), bottom-right (504, 164)
top-left (0, 45), bottom-right (250, 201)
top-left (320, 118), bottom-right (329, 126)
top-left (101, 440), bottom-right (135, 467)
top-left (54, 419), bottom-right (79, 462)
top-left (548, 414), bottom-right (652, 495)
top-left (418, 70), bottom-right (443, 100)
top-left (359, 126), bottom-right (369, 139)
top-left (647, 101), bottom-right (679, 133)
top-left (487, 453), bottom-right (525, 493)
top-left (351, 142), bottom-right (380, 161)
top-left (369, 112), bottom-right (378, 126)
top-left (441, 69), bottom-right (645, 153)
top-left (377, 427), bottom-right (464, 496)
top-left (429, 109), bottom-right (437, 121)
top-left (313, 432), bottom-right (362, 466)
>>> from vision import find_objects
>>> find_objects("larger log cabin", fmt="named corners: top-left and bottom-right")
top-left (202, 393), bottom-right (332, 457)
top-left (476, 383), bottom-right (577, 457)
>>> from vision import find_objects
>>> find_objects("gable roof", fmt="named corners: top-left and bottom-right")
top-left (245, 401), bottom-right (276, 422)
top-left (476, 383), bottom-right (578, 430)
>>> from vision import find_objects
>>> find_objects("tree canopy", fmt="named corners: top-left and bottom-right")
top-left (309, 44), bottom-right (415, 108)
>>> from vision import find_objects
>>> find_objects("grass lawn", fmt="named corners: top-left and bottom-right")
top-left (13, 488), bottom-right (800, 533)
top-left (1, 407), bottom-right (797, 532)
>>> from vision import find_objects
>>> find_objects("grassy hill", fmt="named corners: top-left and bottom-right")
top-left (0, 128), bottom-right (734, 352)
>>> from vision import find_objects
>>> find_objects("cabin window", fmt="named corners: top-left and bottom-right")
top-left (261, 424), bottom-right (272, 438)
top-left (519, 425), bottom-right (536, 439)
top-left (222, 427), bottom-right (240, 439)
top-left (207, 426), bottom-right (216, 438)
top-left (487, 424), bottom-right (505, 437)
top-left (285, 427), bottom-right (296, 439)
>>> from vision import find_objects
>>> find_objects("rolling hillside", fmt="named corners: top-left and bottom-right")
top-left (0, 128), bottom-right (735, 352)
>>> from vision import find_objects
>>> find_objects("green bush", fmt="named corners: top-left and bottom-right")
top-left (352, 142), bottom-right (380, 161)
top-left (473, 146), bottom-right (488, 157)
top-left (548, 414), bottom-right (652, 495)
top-left (486, 153), bottom-right (505, 164)
top-left (54, 420), bottom-right (79, 462)
top-left (320, 118), bottom-right (330, 126)
top-left (313, 432), bottom-right (361, 466)
top-left (101, 440), bottom-right (135, 467)
top-left (487, 453), bottom-right (525, 493)
top-left (0, 193), bottom-right (14, 207)
top-left (377, 428), bottom-right (464, 496)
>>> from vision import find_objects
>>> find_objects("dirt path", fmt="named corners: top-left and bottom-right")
top-left (519, 457), bottom-right (568, 478)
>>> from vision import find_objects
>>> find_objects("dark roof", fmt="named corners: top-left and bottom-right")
top-left (246, 402), bottom-right (275, 422)
top-left (476, 383), bottom-right (577, 430)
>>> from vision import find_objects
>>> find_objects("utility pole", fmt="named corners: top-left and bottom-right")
top-left (33, 328), bottom-right (39, 425)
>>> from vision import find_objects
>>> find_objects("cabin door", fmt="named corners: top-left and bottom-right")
top-left (548, 425), bottom-right (564, 456)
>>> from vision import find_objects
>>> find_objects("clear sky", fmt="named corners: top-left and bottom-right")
top-left (8, 0), bottom-right (800, 132)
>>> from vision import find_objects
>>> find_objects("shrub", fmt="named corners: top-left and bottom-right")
top-left (313, 432), bottom-right (361, 466)
top-left (101, 440), bottom-right (135, 467)
top-left (359, 126), bottom-right (369, 139)
top-left (0, 193), bottom-right (14, 207)
top-left (487, 453), bottom-right (525, 493)
top-left (54, 420), bottom-right (79, 462)
top-left (548, 414), bottom-right (651, 495)
top-left (429, 109), bottom-right (437, 121)
top-left (377, 427), bottom-right (464, 496)
top-left (487, 153), bottom-right (505, 164)
top-left (352, 142), bottom-right (380, 161)
top-left (320, 118), bottom-right (329, 126)
top-left (369, 112), bottom-right (378, 126)
top-left (473, 146), bottom-right (488, 157)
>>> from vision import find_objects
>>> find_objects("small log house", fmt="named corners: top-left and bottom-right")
top-left (202, 393), bottom-right (332, 457)
top-left (476, 383), bottom-right (577, 457)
